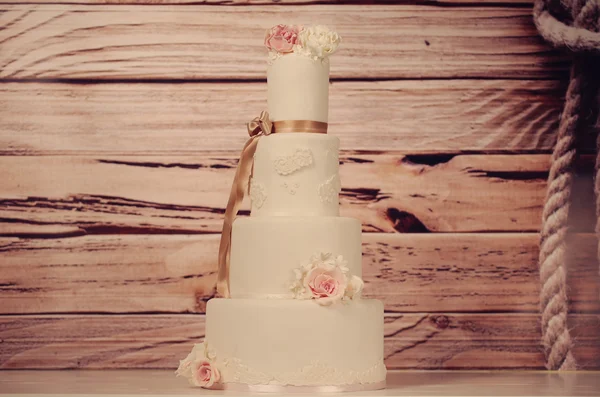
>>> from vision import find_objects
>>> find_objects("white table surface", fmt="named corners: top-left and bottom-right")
top-left (0, 370), bottom-right (598, 397)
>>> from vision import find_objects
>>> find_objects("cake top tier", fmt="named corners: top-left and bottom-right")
top-left (264, 24), bottom-right (341, 62)
top-left (265, 25), bottom-right (341, 123)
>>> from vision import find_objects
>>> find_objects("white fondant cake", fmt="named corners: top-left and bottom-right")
top-left (251, 133), bottom-right (340, 216)
top-left (230, 216), bottom-right (362, 298)
top-left (205, 299), bottom-right (386, 386)
top-left (268, 53), bottom-right (330, 122)
top-left (177, 24), bottom-right (386, 391)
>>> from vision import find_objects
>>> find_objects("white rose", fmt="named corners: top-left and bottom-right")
top-left (346, 275), bottom-right (364, 299)
top-left (296, 25), bottom-right (341, 60)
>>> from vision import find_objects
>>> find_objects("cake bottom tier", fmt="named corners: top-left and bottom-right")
top-left (204, 298), bottom-right (386, 389)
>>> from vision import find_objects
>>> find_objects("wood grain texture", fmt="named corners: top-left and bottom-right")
top-left (0, 5), bottom-right (565, 80)
top-left (1, 313), bottom-right (598, 369)
top-left (2, 154), bottom-right (595, 234)
top-left (0, 80), bottom-right (566, 154)
top-left (0, 154), bottom-right (567, 234)
top-left (1, 233), bottom-right (598, 314)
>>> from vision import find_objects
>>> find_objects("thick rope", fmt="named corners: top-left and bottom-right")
top-left (534, 0), bottom-right (600, 371)
top-left (539, 62), bottom-right (581, 371)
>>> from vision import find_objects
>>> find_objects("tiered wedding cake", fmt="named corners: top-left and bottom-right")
top-left (177, 24), bottom-right (386, 392)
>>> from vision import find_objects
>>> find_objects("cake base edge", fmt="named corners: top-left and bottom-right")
top-left (207, 379), bottom-right (386, 393)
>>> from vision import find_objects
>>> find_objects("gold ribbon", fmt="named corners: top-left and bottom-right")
top-left (216, 112), bottom-right (327, 298)
top-left (273, 120), bottom-right (328, 134)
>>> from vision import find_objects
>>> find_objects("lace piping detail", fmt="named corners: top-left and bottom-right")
top-left (318, 174), bottom-right (341, 203)
top-left (249, 180), bottom-right (267, 209)
top-left (273, 148), bottom-right (313, 176)
top-left (219, 357), bottom-right (386, 386)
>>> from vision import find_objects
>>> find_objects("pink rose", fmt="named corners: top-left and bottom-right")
top-left (192, 360), bottom-right (220, 388)
top-left (264, 24), bottom-right (302, 53)
top-left (304, 265), bottom-right (347, 305)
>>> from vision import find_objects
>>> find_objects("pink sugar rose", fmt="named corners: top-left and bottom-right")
top-left (264, 24), bottom-right (302, 53)
top-left (304, 265), bottom-right (347, 305)
top-left (192, 360), bottom-right (220, 388)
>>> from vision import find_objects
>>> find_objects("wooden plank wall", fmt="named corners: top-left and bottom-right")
top-left (1, 1), bottom-right (599, 370)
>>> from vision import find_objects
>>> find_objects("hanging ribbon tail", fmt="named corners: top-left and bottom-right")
top-left (216, 136), bottom-right (260, 298)
top-left (216, 111), bottom-right (272, 298)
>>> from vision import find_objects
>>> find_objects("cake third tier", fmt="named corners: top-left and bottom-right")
top-left (230, 216), bottom-right (361, 298)
top-left (250, 133), bottom-right (340, 217)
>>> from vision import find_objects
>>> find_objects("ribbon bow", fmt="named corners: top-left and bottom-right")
top-left (247, 111), bottom-right (273, 137)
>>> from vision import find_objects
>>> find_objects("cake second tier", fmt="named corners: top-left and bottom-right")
top-left (230, 216), bottom-right (361, 298)
top-left (250, 133), bottom-right (340, 217)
